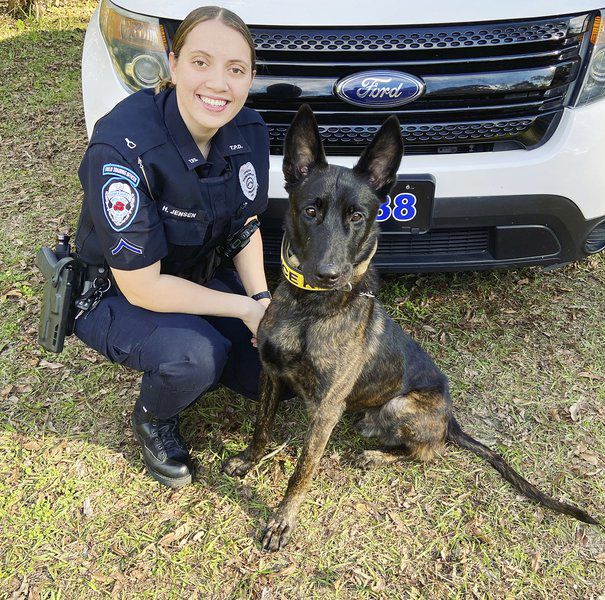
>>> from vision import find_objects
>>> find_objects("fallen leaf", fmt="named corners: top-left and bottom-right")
top-left (269, 563), bottom-right (297, 577)
top-left (39, 359), bottom-right (64, 370)
top-left (575, 527), bottom-right (589, 546)
top-left (354, 502), bottom-right (370, 514)
top-left (192, 531), bottom-right (205, 543)
top-left (260, 587), bottom-right (274, 600)
top-left (569, 401), bottom-right (583, 422)
top-left (83, 498), bottom-right (93, 518)
top-left (387, 510), bottom-right (406, 532)
top-left (531, 550), bottom-right (541, 572)
top-left (578, 452), bottom-right (600, 466)
top-left (10, 576), bottom-right (28, 600)
top-left (578, 371), bottom-right (605, 381)
top-left (351, 568), bottom-right (371, 582)
top-left (46, 440), bottom-right (67, 459)
top-left (370, 576), bottom-right (386, 592)
top-left (466, 522), bottom-right (491, 544)
top-left (111, 545), bottom-right (129, 558)
top-left (90, 572), bottom-right (114, 584)
top-left (159, 523), bottom-right (190, 546)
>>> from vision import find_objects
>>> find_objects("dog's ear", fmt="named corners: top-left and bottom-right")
top-left (283, 104), bottom-right (327, 189)
top-left (353, 116), bottom-right (403, 197)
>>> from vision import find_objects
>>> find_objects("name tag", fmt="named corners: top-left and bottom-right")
top-left (160, 204), bottom-right (199, 220)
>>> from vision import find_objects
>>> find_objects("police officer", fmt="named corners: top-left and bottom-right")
top-left (73, 7), bottom-right (272, 489)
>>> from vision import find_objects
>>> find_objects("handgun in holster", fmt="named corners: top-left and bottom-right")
top-left (36, 234), bottom-right (82, 353)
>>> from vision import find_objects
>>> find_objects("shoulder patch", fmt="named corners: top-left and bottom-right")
top-left (102, 179), bottom-right (140, 231)
top-left (102, 163), bottom-right (140, 187)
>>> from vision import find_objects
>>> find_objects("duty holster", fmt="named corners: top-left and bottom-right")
top-left (36, 247), bottom-right (82, 353)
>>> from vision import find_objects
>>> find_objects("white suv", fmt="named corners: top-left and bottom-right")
top-left (82, 0), bottom-right (605, 271)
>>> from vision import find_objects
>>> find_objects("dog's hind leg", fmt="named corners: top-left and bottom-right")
top-left (222, 371), bottom-right (284, 478)
top-left (358, 390), bottom-right (450, 466)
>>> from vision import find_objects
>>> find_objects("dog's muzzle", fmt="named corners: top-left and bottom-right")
top-left (280, 237), bottom-right (377, 292)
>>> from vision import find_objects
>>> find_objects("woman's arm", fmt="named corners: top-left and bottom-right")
top-left (111, 260), bottom-right (266, 335)
top-left (232, 216), bottom-right (271, 306)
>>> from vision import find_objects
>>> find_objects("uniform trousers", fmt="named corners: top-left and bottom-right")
top-left (74, 269), bottom-right (261, 419)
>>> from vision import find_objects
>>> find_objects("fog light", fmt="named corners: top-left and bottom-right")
top-left (585, 220), bottom-right (605, 254)
top-left (127, 54), bottom-right (164, 87)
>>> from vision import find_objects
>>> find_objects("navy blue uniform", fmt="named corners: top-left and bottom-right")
top-left (73, 87), bottom-right (269, 418)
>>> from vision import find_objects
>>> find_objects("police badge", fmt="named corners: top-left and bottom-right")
top-left (102, 179), bottom-right (139, 231)
top-left (239, 162), bottom-right (258, 201)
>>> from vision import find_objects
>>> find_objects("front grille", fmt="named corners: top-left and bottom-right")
top-left (254, 22), bottom-right (571, 52)
top-left (378, 229), bottom-right (489, 255)
top-left (267, 115), bottom-right (551, 154)
top-left (262, 228), bottom-right (490, 260)
top-left (162, 13), bottom-right (593, 156)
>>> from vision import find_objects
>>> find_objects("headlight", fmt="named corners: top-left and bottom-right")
top-left (576, 11), bottom-right (605, 106)
top-left (99, 0), bottom-right (169, 93)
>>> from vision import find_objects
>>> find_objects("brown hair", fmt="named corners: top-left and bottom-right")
top-left (156, 6), bottom-right (256, 92)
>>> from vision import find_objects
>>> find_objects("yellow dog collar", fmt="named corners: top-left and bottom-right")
top-left (280, 238), bottom-right (332, 292)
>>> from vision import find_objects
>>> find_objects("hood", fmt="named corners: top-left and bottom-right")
top-left (111, 0), bottom-right (603, 26)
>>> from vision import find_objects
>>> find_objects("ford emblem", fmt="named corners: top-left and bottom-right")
top-left (335, 70), bottom-right (425, 108)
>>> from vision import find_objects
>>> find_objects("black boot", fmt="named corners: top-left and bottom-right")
top-left (131, 400), bottom-right (193, 488)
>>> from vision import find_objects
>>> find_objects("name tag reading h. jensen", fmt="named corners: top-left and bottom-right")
top-left (161, 204), bottom-right (199, 220)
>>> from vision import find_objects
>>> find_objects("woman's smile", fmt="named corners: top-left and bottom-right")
top-left (196, 93), bottom-right (229, 112)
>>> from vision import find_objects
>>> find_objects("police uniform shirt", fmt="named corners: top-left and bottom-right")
top-left (74, 87), bottom-right (270, 276)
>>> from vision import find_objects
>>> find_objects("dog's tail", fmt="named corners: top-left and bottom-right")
top-left (446, 417), bottom-right (599, 525)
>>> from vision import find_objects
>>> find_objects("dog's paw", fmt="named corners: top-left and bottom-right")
top-left (261, 515), bottom-right (294, 552)
top-left (222, 453), bottom-right (254, 478)
top-left (355, 449), bottom-right (402, 469)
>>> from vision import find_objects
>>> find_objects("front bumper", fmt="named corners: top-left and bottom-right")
top-left (260, 194), bottom-right (603, 272)
top-left (259, 99), bottom-right (605, 272)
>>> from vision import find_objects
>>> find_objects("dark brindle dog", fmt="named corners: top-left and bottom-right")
top-left (223, 105), bottom-right (599, 551)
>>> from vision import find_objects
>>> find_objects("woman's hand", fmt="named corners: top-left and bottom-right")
top-left (256, 297), bottom-right (271, 309)
top-left (241, 297), bottom-right (267, 345)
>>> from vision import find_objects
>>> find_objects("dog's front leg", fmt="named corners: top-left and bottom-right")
top-left (222, 371), bottom-right (283, 478)
top-left (261, 399), bottom-right (345, 552)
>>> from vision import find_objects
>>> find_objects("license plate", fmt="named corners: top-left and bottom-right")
top-left (376, 175), bottom-right (435, 234)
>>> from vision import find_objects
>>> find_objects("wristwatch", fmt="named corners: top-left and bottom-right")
top-left (251, 290), bottom-right (272, 301)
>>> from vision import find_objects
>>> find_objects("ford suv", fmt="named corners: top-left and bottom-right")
top-left (81, 0), bottom-right (605, 271)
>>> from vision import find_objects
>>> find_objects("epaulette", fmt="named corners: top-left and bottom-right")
top-left (89, 89), bottom-right (168, 161)
top-left (234, 106), bottom-right (267, 128)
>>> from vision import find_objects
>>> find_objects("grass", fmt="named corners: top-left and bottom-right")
top-left (0, 2), bottom-right (604, 598)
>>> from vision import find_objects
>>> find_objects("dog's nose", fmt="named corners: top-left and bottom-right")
top-left (315, 264), bottom-right (341, 284)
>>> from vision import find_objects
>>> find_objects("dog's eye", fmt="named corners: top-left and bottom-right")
top-left (350, 212), bottom-right (364, 223)
top-left (305, 206), bottom-right (317, 218)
